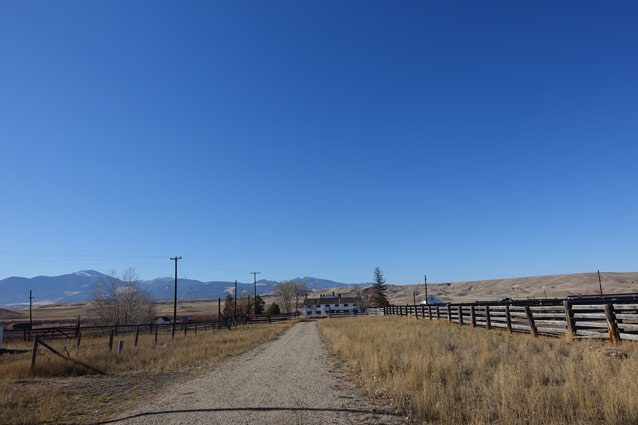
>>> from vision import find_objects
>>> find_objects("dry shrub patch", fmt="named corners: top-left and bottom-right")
top-left (0, 321), bottom-right (295, 424)
top-left (318, 316), bottom-right (638, 425)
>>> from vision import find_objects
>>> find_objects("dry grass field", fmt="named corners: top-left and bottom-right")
top-left (319, 316), bottom-right (638, 425)
top-left (0, 299), bottom-right (235, 323)
top-left (0, 320), bottom-right (296, 424)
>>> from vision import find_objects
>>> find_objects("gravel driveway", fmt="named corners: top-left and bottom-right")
top-left (102, 321), bottom-right (401, 425)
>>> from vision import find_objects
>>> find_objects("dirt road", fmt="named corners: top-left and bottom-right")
top-left (103, 321), bottom-right (401, 425)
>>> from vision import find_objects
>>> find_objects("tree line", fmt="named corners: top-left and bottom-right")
top-left (91, 267), bottom-right (391, 324)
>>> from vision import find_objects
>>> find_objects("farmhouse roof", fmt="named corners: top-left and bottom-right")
top-left (303, 297), bottom-right (359, 307)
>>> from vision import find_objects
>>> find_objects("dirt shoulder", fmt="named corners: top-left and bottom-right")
top-left (104, 321), bottom-right (402, 425)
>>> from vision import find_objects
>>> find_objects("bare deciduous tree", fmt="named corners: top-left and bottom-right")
top-left (274, 281), bottom-right (297, 313)
top-left (91, 268), bottom-right (155, 325)
top-left (352, 284), bottom-right (370, 310)
top-left (293, 281), bottom-right (308, 314)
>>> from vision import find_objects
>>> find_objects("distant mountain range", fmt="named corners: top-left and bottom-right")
top-left (0, 270), bottom-right (359, 306)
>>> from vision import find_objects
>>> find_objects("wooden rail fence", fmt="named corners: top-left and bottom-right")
top-left (383, 298), bottom-right (638, 343)
top-left (3, 315), bottom-right (295, 342)
top-left (20, 315), bottom-right (297, 371)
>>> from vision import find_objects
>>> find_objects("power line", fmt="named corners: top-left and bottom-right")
top-left (29, 290), bottom-right (34, 334)
top-left (170, 256), bottom-right (182, 339)
top-left (250, 272), bottom-right (260, 319)
top-left (424, 274), bottom-right (428, 304)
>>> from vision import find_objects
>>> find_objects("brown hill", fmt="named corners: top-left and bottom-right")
top-left (302, 272), bottom-right (638, 304)
top-left (0, 307), bottom-right (25, 321)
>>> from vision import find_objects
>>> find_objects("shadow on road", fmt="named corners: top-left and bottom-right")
top-left (98, 407), bottom-right (399, 424)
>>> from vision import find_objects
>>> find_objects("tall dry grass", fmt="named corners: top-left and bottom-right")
top-left (1, 322), bottom-right (294, 378)
top-left (0, 321), bottom-right (295, 424)
top-left (318, 316), bottom-right (638, 425)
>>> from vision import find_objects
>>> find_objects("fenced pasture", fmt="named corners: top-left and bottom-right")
top-left (319, 316), bottom-right (638, 425)
top-left (0, 319), bottom-right (297, 424)
top-left (2, 314), bottom-right (295, 342)
top-left (384, 295), bottom-right (638, 343)
top-left (1, 317), bottom-right (297, 378)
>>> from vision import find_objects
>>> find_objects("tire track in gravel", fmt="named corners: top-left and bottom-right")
top-left (102, 321), bottom-right (402, 425)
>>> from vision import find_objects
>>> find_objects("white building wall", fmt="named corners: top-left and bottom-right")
top-left (302, 301), bottom-right (360, 318)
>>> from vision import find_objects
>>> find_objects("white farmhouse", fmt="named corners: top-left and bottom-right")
top-left (303, 293), bottom-right (360, 318)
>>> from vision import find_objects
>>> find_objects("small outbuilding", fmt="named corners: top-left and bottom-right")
top-left (419, 295), bottom-right (444, 305)
top-left (154, 316), bottom-right (171, 325)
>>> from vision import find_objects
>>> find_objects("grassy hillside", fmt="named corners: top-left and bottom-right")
top-left (306, 271), bottom-right (638, 304)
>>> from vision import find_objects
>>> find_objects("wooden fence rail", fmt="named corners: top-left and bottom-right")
top-left (4, 315), bottom-right (296, 341)
top-left (383, 298), bottom-right (638, 343)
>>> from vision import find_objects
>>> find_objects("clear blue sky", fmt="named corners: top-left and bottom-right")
top-left (1, 1), bottom-right (637, 284)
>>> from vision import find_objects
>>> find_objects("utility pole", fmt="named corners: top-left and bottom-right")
top-left (597, 270), bottom-right (603, 297)
top-left (170, 256), bottom-right (182, 339)
top-left (29, 290), bottom-right (34, 334)
top-left (424, 275), bottom-right (428, 304)
top-left (234, 280), bottom-right (238, 321)
top-left (250, 272), bottom-right (260, 319)
top-left (413, 290), bottom-right (416, 305)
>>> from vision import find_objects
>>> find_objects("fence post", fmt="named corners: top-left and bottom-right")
top-left (184, 323), bottom-right (188, 336)
top-left (118, 340), bottom-right (124, 353)
top-left (485, 305), bottom-right (491, 330)
top-left (76, 332), bottom-right (82, 348)
top-left (604, 304), bottom-right (621, 343)
top-left (135, 325), bottom-right (140, 347)
top-left (505, 305), bottom-right (512, 334)
top-left (428, 305), bottom-right (432, 319)
top-left (415, 305), bottom-right (419, 319)
top-left (154, 325), bottom-right (158, 345)
top-left (525, 306), bottom-right (537, 337)
top-left (436, 306), bottom-right (440, 320)
top-left (109, 330), bottom-right (114, 352)
top-left (31, 335), bottom-right (39, 368)
top-left (458, 305), bottom-right (464, 326)
top-left (470, 305), bottom-right (476, 328)
top-left (563, 301), bottom-right (576, 338)
top-left (446, 304), bottom-right (452, 323)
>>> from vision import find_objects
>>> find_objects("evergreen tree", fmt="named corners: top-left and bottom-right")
top-left (370, 267), bottom-right (390, 307)
top-left (266, 302), bottom-right (281, 315)
top-left (255, 295), bottom-right (265, 315)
